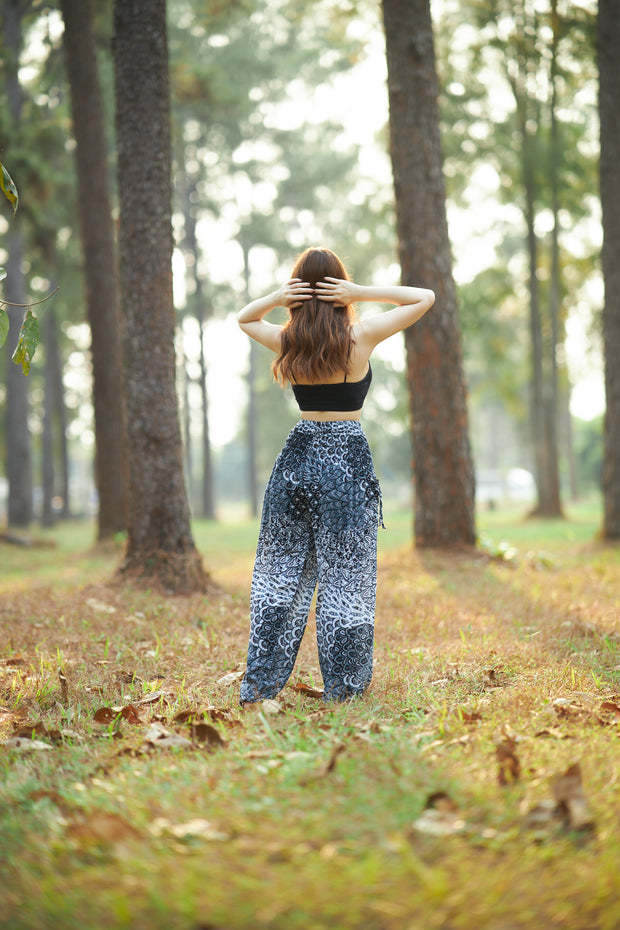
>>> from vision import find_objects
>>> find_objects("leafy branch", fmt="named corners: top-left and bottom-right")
top-left (0, 159), bottom-right (48, 375)
top-left (0, 288), bottom-right (58, 375)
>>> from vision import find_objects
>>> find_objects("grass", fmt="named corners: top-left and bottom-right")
top-left (2, 497), bottom-right (620, 929)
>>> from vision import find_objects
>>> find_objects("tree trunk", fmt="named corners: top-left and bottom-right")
top-left (197, 308), bottom-right (216, 520)
top-left (61, 0), bottom-right (127, 539)
top-left (509, 0), bottom-right (563, 517)
top-left (3, 0), bottom-right (32, 529)
top-left (41, 309), bottom-right (56, 527)
top-left (112, 0), bottom-right (208, 592)
top-left (382, 0), bottom-right (476, 547)
top-left (182, 351), bottom-right (193, 507)
top-left (48, 305), bottom-right (70, 518)
top-left (599, 0), bottom-right (620, 539)
top-left (181, 183), bottom-right (216, 520)
top-left (5, 230), bottom-right (33, 528)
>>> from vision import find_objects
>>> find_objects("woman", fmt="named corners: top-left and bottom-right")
top-left (237, 247), bottom-right (434, 704)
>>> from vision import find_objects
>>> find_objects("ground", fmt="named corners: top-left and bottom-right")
top-left (1, 502), bottom-right (619, 929)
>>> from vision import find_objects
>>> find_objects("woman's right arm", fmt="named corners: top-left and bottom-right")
top-left (314, 278), bottom-right (435, 349)
top-left (237, 279), bottom-right (313, 351)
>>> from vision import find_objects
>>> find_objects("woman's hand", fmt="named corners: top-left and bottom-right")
top-left (314, 277), bottom-right (360, 306)
top-left (276, 278), bottom-right (314, 309)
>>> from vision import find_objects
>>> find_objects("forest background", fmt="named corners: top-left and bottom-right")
top-left (0, 0), bottom-right (608, 537)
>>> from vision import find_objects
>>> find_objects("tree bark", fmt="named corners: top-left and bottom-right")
top-left (112, 0), bottom-right (208, 592)
top-left (509, 0), bottom-right (563, 517)
top-left (61, 0), bottom-right (127, 539)
top-left (382, 0), bottom-right (476, 547)
top-left (3, 0), bottom-right (32, 529)
top-left (41, 309), bottom-right (56, 527)
top-left (181, 183), bottom-right (215, 520)
top-left (48, 305), bottom-right (70, 518)
top-left (599, 0), bottom-right (620, 539)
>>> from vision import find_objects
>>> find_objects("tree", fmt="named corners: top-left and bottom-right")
top-left (599, 0), bottom-right (620, 540)
top-left (61, 0), bottom-right (127, 539)
top-left (382, 0), bottom-right (476, 547)
top-left (2, 0), bottom-right (33, 528)
top-left (113, 0), bottom-right (207, 592)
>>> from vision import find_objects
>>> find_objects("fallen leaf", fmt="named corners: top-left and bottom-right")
top-left (600, 700), bottom-right (620, 716)
top-left (412, 794), bottom-right (465, 837)
top-left (2, 737), bottom-right (52, 751)
top-left (117, 671), bottom-right (142, 685)
top-left (293, 682), bottom-right (324, 700)
top-left (496, 735), bottom-right (521, 786)
top-left (523, 799), bottom-right (562, 831)
top-left (551, 762), bottom-right (595, 832)
top-left (318, 741), bottom-right (345, 777)
top-left (173, 708), bottom-right (201, 724)
top-left (58, 670), bottom-right (69, 705)
top-left (85, 598), bottom-right (117, 614)
top-left (93, 704), bottom-right (142, 725)
top-left (93, 707), bottom-right (117, 725)
top-left (190, 721), bottom-right (226, 747)
top-left (134, 691), bottom-right (173, 706)
top-left (148, 733), bottom-right (193, 749)
top-left (457, 708), bottom-right (483, 725)
top-left (143, 722), bottom-right (193, 749)
top-left (66, 811), bottom-right (139, 845)
top-left (216, 669), bottom-right (245, 686)
top-left (168, 819), bottom-right (229, 841)
top-left (534, 728), bottom-right (573, 740)
top-left (260, 699), bottom-right (282, 715)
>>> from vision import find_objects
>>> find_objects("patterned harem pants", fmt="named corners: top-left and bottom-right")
top-left (240, 419), bottom-right (382, 704)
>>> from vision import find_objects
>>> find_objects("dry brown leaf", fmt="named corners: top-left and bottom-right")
top-left (134, 691), bottom-right (173, 706)
top-left (412, 793), bottom-right (465, 837)
top-left (534, 727), bottom-right (573, 740)
top-left (293, 682), bottom-right (324, 700)
top-left (116, 671), bottom-right (142, 685)
top-left (93, 704), bottom-right (142, 726)
top-left (67, 811), bottom-right (139, 846)
top-left (190, 721), bottom-right (226, 747)
top-left (600, 700), bottom-right (620, 716)
top-left (551, 762), bottom-right (595, 833)
top-left (321, 741), bottom-right (345, 775)
top-left (58, 670), bottom-right (69, 705)
top-left (216, 669), bottom-right (245, 686)
top-left (457, 708), bottom-right (483, 725)
top-left (93, 707), bottom-right (117, 725)
top-left (496, 735), bottom-right (521, 786)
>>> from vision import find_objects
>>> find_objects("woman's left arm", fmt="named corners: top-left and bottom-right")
top-left (237, 279), bottom-right (313, 352)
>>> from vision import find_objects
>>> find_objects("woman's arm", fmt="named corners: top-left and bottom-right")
top-left (237, 278), bottom-right (313, 352)
top-left (314, 277), bottom-right (435, 349)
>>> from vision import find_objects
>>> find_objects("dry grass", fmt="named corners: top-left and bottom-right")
top-left (1, 512), bottom-right (620, 929)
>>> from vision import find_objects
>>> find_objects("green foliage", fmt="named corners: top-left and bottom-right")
top-left (0, 160), bottom-right (18, 214)
top-left (10, 307), bottom-right (39, 376)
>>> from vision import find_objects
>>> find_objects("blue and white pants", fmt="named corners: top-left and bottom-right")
top-left (240, 420), bottom-right (382, 703)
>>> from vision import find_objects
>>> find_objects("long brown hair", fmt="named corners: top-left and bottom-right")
top-left (272, 247), bottom-right (355, 386)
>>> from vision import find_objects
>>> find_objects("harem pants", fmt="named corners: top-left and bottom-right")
top-left (240, 420), bottom-right (382, 703)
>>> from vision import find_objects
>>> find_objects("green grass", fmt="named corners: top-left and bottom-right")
top-left (2, 497), bottom-right (620, 930)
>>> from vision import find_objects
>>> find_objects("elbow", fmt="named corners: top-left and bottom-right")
top-left (427, 289), bottom-right (436, 308)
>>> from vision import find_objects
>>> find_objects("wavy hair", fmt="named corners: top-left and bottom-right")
top-left (272, 247), bottom-right (355, 386)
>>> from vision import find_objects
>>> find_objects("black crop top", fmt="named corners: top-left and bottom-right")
top-left (291, 365), bottom-right (372, 412)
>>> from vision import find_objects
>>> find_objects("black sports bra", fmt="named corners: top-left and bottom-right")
top-left (291, 365), bottom-right (372, 412)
